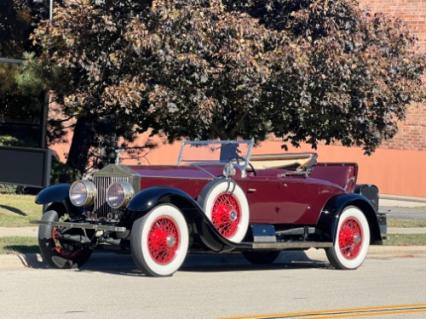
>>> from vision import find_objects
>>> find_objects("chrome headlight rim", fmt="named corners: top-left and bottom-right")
top-left (69, 180), bottom-right (97, 207)
top-left (106, 181), bottom-right (134, 209)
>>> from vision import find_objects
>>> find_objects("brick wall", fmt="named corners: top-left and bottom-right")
top-left (358, 0), bottom-right (426, 151)
top-left (359, 0), bottom-right (426, 51)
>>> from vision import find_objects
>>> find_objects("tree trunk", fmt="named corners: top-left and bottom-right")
top-left (66, 117), bottom-right (95, 174)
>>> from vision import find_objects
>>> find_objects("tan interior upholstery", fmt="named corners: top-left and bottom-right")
top-left (250, 153), bottom-right (317, 170)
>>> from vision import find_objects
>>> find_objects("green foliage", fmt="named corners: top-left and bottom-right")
top-left (32, 0), bottom-right (426, 172)
top-left (0, 59), bottom-right (45, 147)
top-left (0, 135), bottom-right (22, 146)
top-left (0, 1), bottom-right (50, 148)
top-left (50, 156), bottom-right (81, 184)
top-left (14, 53), bottom-right (45, 95)
top-left (0, 0), bottom-right (32, 58)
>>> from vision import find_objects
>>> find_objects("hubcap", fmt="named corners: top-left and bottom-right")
top-left (338, 218), bottom-right (363, 260)
top-left (211, 193), bottom-right (241, 238)
top-left (148, 217), bottom-right (180, 265)
top-left (166, 235), bottom-right (177, 248)
top-left (229, 210), bottom-right (237, 221)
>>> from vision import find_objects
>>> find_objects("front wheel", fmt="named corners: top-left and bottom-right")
top-left (38, 210), bottom-right (92, 269)
top-left (326, 206), bottom-right (370, 270)
top-left (130, 204), bottom-right (189, 277)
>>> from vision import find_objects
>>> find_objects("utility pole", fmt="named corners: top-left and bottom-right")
top-left (40, 0), bottom-right (53, 148)
top-left (49, 0), bottom-right (53, 21)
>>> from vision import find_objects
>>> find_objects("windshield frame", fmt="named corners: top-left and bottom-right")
top-left (177, 139), bottom-right (254, 172)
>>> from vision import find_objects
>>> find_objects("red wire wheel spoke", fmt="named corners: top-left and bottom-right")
top-left (148, 217), bottom-right (180, 265)
top-left (51, 227), bottom-right (84, 259)
top-left (51, 227), bottom-right (63, 254)
top-left (211, 193), bottom-right (241, 238)
top-left (338, 218), bottom-right (363, 260)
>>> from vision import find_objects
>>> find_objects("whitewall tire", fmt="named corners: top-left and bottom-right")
top-left (130, 204), bottom-right (189, 277)
top-left (326, 206), bottom-right (370, 270)
top-left (199, 180), bottom-right (249, 243)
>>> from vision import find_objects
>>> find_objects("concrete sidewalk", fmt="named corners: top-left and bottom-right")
top-left (0, 227), bottom-right (38, 238)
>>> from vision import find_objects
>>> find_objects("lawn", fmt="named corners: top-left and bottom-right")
top-left (0, 236), bottom-right (38, 254)
top-left (387, 218), bottom-right (426, 228)
top-left (0, 194), bottom-right (42, 227)
top-left (384, 234), bottom-right (426, 246)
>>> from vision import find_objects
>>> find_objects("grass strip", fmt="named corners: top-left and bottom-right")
top-left (0, 194), bottom-right (41, 227)
top-left (384, 234), bottom-right (426, 246)
top-left (387, 218), bottom-right (426, 228)
top-left (0, 236), bottom-right (38, 254)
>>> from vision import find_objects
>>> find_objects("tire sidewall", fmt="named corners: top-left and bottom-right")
top-left (38, 210), bottom-right (91, 269)
top-left (131, 204), bottom-right (189, 276)
top-left (199, 179), bottom-right (249, 243)
top-left (333, 206), bottom-right (370, 269)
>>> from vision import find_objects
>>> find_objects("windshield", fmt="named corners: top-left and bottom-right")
top-left (177, 140), bottom-right (254, 168)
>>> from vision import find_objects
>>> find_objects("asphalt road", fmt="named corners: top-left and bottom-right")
top-left (0, 250), bottom-right (425, 319)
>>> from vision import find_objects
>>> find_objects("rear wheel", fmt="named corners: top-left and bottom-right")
top-left (242, 251), bottom-right (280, 265)
top-left (326, 206), bottom-right (370, 270)
top-left (38, 210), bottom-right (92, 269)
top-left (130, 204), bottom-right (189, 277)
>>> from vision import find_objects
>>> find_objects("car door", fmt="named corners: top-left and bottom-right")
top-left (239, 173), bottom-right (341, 225)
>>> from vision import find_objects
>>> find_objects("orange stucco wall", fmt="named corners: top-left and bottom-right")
top-left (252, 141), bottom-right (426, 198)
top-left (108, 136), bottom-right (426, 198)
top-left (51, 133), bottom-right (426, 198)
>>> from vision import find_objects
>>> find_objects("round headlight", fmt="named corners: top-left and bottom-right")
top-left (69, 180), bottom-right (97, 207)
top-left (106, 181), bottom-right (134, 209)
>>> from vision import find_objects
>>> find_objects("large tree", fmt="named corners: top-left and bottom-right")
top-left (33, 0), bottom-right (425, 172)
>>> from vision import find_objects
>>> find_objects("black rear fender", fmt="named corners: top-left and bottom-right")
top-left (317, 193), bottom-right (382, 245)
top-left (126, 187), bottom-right (236, 252)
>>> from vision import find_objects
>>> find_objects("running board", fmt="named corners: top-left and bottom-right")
top-left (250, 241), bottom-right (333, 250)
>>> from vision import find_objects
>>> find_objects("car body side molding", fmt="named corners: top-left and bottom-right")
top-left (317, 193), bottom-right (382, 245)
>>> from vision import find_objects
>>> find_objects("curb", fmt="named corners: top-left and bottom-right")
top-left (2, 247), bottom-right (426, 271)
top-left (0, 254), bottom-right (29, 270)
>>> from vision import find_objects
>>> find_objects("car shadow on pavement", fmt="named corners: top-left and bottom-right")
top-left (24, 250), bottom-right (329, 276)
top-left (181, 251), bottom-right (330, 273)
top-left (22, 250), bottom-right (330, 275)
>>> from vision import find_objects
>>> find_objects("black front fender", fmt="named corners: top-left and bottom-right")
top-left (317, 193), bottom-right (382, 244)
top-left (126, 187), bottom-right (242, 252)
top-left (35, 184), bottom-right (70, 205)
top-left (35, 184), bottom-right (82, 217)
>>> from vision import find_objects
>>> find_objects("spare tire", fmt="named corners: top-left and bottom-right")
top-left (198, 179), bottom-right (249, 243)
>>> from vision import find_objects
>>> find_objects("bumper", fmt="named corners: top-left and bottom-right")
top-left (36, 220), bottom-right (127, 233)
top-left (377, 212), bottom-right (387, 240)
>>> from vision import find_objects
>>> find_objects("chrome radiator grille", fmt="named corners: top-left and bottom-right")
top-left (93, 175), bottom-right (130, 220)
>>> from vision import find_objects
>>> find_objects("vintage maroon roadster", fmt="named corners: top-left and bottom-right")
top-left (36, 140), bottom-right (386, 276)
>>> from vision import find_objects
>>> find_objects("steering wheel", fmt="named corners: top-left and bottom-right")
top-left (247, 162), bottom-right (257, 176)
top-left (235, 155), bottom-right (256, 176)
